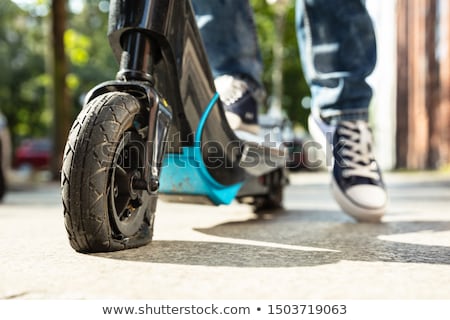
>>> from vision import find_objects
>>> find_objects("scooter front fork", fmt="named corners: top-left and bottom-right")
top-left (84, 80), bottom-right (172, 197)
top-left (135, 90), bottom-right (172, 195)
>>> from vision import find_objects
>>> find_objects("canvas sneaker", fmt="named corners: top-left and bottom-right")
top-left (309, 113), bottom-right (387, 222)
top-left (215, 74), bottom-right (261, 135)
top-left (332, 120), bottom-right (387, 222)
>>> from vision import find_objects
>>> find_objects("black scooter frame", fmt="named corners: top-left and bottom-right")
top-left (85, 0), bottom-right (286, 204)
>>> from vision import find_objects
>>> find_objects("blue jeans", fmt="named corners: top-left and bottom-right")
top-left (191, 0), bottom-right (263, 85)
top-left (192, 0), bottom-right (376, 121)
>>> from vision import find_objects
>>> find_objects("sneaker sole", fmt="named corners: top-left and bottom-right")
top-left (331, 177), bottom-right (386, 223)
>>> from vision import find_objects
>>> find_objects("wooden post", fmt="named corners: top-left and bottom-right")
top-left (395, 0), bottom-right (449, 169)
top-left (425, 0), bottom-right (440, 168)
top-left (432, 0), bottom-right (450, 167)
top-left (408, 0), bottom-right (431, 169)
top-left (396, 0), bottom-right (410, 168)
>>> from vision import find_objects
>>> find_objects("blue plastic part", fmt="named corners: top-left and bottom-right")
top-left (159, 93), bottom-right (243, 205)
top-left (194, 92), bottom-right (219, 148)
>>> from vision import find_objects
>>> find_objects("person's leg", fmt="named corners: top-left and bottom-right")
top-left (296, 0), bottom-right (387, 222)
top-left (191, 0), bottom-right (263, 84)
top-left (192, 0), bottom-right (264, 133)
top-left (296, 0), bottom-right (376, 122)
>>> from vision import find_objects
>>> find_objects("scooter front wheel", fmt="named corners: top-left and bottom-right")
top-left (61, 92), bottom-right (156, 253)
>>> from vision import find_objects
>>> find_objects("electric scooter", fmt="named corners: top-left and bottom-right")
top-left (61, 0), bottom-right (288, 253)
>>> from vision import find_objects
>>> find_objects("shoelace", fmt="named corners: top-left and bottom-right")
top-left (337, 121), bottom-right (380, 181)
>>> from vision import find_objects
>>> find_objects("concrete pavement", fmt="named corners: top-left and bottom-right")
top-left (0, 171), bottom-right (449, 299)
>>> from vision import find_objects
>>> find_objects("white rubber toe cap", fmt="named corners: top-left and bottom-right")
top-left (332, 179), bottom-right (387, 223)
top-left (346, 185), bottom-right (387, 210)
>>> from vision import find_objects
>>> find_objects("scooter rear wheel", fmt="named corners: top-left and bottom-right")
top-left (61, 92), bottom-right (156, 253)
top-left (254, 169), bottom-right (285, 213)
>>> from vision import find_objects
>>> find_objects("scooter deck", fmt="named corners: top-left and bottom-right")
top-left (154, 83), bottom-right (288, 207)
top-left (159, 130), bottom-right (286, 206)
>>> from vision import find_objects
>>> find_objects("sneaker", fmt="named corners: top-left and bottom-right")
top-left (215, 75), bottom-right (261, 135)
top-left (332, 120), bottom-right (387, 222)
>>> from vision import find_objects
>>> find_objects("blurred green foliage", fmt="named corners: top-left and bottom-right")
top-left (251, 0), bottom-right (310, 127)
top-left (1, 0), bottom-right (117, 149)
top-left (0, 2), bottom-right (48, 142)
top-left (1, 0), bottom-right (309, 150)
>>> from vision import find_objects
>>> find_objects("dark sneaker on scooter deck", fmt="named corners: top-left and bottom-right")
top-left (215, 74), bottom-right (261, 135)
top-left (309, 113), bottom-right (387, 222)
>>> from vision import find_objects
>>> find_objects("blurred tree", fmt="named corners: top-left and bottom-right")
top-left (251, 0), bottom-right (310, 128)
top-left (51, 0), bottom-right (71, 178)
top-left (1, 0), bottom-right (116, 170)
top-left (66, 0), bottom-right (116, 114)
top-left (0, 1), bottom-right (49, 146)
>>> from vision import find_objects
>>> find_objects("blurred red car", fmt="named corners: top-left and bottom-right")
top-left (14, 138), bottom-right (52, 170)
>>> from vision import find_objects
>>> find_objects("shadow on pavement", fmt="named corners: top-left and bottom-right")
top-left (96, 209), bottom-right (450, 268)
top-left (96, 239), bottom-right (341, 268)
